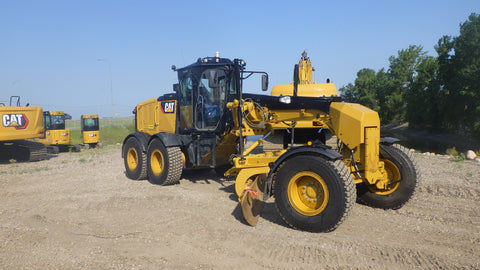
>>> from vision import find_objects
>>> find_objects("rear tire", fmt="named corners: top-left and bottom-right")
top-left (123, 137), bottom-right (147, 180)
top-left (147, 138), bottom-right (182, 185)
top-left (356, 144), bottom-right (417, 209)
top-left (274, 155), bottom-right (355, 232)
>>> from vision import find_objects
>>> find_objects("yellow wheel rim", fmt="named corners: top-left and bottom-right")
top-left (181, 152), bottom-right (186, 168)
top-left (151, 149), bottom-right (164, 176)
top-left (127, 148), bottom-right (138, 171)
top-left (287, 171), bottom-right (329, 216)
top-left (368, 159), bottom-right (401, 195)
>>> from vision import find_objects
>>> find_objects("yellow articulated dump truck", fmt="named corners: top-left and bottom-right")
top-left (122, 51), bottom-right (418, 232)
top-left (0, 96), bottom-right (47, 162)
top-left (81, 114), bottom-right (100, 148)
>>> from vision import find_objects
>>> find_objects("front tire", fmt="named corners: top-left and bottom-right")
top-left (357, 144), bottom-right (417, 209)
top-left (123, 137), bottom-right (147, 180)
top-left (147, 138), bottom-right (182, 185)
top-left (274, 155), bottom-right (355, 232)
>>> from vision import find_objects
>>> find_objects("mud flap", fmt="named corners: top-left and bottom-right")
top-left (239, 175), bottom-right (266, 226)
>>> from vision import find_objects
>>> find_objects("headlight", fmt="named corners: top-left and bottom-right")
top-left (279, 95), bottom-right (291, 104)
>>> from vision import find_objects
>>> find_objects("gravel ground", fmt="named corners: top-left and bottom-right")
top-left (0, 145), bottom-right (479, 269)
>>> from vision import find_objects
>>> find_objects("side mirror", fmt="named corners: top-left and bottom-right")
top-left (261, 74), bottom-right (268, 91)
top-left (173, 83), bottom-right (180, 93)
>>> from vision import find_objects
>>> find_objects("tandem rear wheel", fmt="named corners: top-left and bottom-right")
top-left (146, 138), bottom-right (183, 186)
top-left (123, 137), bottom-right (147, 180)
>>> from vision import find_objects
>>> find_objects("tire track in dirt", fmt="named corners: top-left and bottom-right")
top-left (239, 238), bottom-right (453, 269)
top-left (417, 184), bottom-right (480, 200)
top-left (1, 146), bottom-right (479, 269)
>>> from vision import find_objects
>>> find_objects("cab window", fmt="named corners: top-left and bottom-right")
top-left (178, 72), bottom-right (195, 130)
top-left (195, 69), bottom-right (227, 130)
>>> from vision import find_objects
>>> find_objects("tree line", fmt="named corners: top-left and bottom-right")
top-left (340, 13), bottom-right (480, 139)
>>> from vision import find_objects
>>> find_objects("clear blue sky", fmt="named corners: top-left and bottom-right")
top-left (1, 0), bottom-right (478, 119)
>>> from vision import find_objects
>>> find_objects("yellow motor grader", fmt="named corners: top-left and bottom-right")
top-left (122, 52), bottom-right (417, 232)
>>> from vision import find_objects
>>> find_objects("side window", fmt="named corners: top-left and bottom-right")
top-left (229, 73), bottom-right (237, 95)
top-left (180, 74), bottom-right (193, 106)
top-left (44, 115), bottom-right (51, 130)
top-left (179, 72), bottom-right (195, 130)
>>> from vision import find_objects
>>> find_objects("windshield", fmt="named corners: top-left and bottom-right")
top-left (178, 67), bottom-right (236, 131)
top-left (195, 68), bottom-right (229, 130)
top-left (82, 118), bottom-right (99, 131)
top-left (45, 115), bottom-right (65, 130)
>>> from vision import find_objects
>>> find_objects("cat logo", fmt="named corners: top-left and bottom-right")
top-left (161, 101), bottom-right (175, 114)
top-left (2, 113), bottom-right (29, 129)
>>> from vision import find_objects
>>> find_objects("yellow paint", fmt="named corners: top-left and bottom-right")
top-left (271, 51), bottom-right (339, 97)
top-left (234, 167), bottom-right (270, 197)
top-left (271, 83), bottom-right (339, 97)
top-left (287, 171), bottom-right (329, 216)
top-left (136, 98), bottom-right (176, 135)
top-left (82, 130), bottom-right (100, 144)
top-left (81, 114), bottom-right (100, 144)
top-left (38, 129), bottom-right (70, 145)
top-left (329, 102), bottom-right (380, 150)
top-left (0, 106), bottom-right (44, 141)
top-left (38, 111), bottom-right (70, 146)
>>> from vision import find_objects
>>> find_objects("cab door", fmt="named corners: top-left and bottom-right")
top-left (195, 69), bottom-right (227, 131)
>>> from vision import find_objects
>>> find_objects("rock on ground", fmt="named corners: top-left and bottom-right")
top-left (466, 150), bottom-right (477, 160)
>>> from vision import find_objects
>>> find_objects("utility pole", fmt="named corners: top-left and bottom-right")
top-left (97, 58), bottom-right (115, 118)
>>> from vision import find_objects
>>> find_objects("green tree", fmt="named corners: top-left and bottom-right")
top-left (340, 13), bottom-right (480, 137)
top-left (354, 68), bottom-right (379, 110)
top-left (373, 69), bottom-right (390, 123)
top-left (382, 45), bottom-right (426, 123)
top-left (436, 13), bottom-right (480, 136)
top-left (339, 83), bottom-right (356, 103)
top-left (339, 69), bottom-right (379, 109)
top-left (405, 56), bottom-right (442, 130)
top-left (453, 13), bottom-right (480, 135)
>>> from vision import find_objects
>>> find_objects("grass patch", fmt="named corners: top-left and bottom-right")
top-left (19, 166), bottom-right (50, 174)
top-left (446, 147), bottom-right (459, 156)
top-left (446, 147), bottom-right (466, 162)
